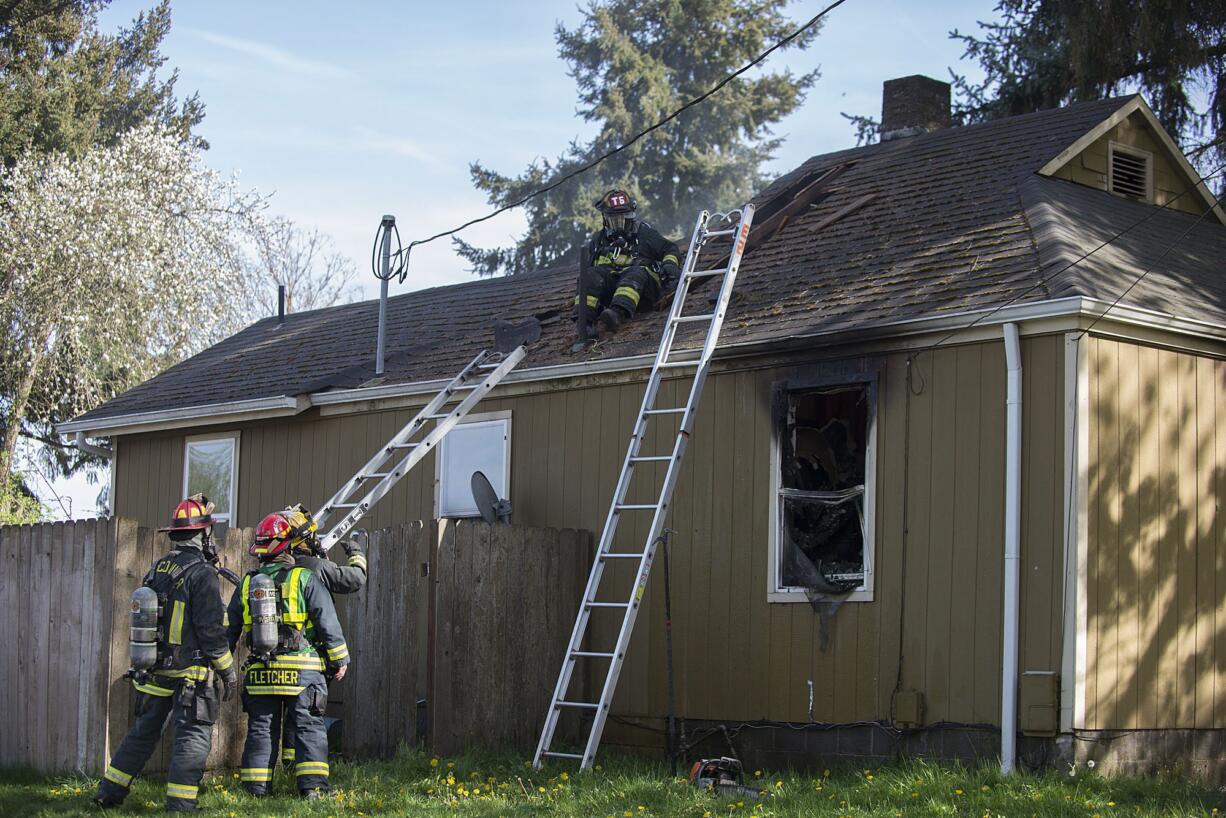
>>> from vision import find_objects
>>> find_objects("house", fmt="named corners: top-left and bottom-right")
top-left (61, 76), bottom-right (1226, 774)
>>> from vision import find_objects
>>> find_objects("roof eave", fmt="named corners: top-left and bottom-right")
top-left (60, 296), bottom-right (1226, 437)
top-left (57, 395), bottom-right (310, 438)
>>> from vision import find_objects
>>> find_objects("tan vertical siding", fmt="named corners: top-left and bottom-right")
top-left (1086, 337), bottom-right (1226, 729)
top-left (113, 335), bottom-right (1073, 732)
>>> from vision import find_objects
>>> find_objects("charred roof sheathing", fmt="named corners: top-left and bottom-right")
top-left (77, 96), bottom-right (1226, 424)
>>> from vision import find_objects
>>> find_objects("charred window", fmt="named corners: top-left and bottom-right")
top-left (777, 383), bottom-right (872, 594)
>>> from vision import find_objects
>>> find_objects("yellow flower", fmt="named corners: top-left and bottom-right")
top-left (473, 788), bottom-right (479, 795)
top-left (595, 764), bottom-right (603, 771)
top-left (447, 761), bottom-right (455, 768)
top-left (823, 769), bottom-right (831, 778)
top-left (775, 780), bottom-right (783, 789)
top-left (981, 784), bottom-right (990, 792)
top-left (1107, 802), bottom-right (1116, 807)
top-left (955, 789), bottom-right (964, 795)
top-left (560, 772), bottom-right (570, 781)
top-left (540, 787), bottom-right (547, 794)
top-left (623, 811), bottom-right (633, 817)
top-left (638, 806), bottom-right (646, 812)
top-left (430, 758), bottom-right (439, 767)
top-left (754, 770), bottom-right (762, 777)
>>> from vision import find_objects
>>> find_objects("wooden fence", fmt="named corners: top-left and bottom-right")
top-left (0, 517), bottom-right (590, 773)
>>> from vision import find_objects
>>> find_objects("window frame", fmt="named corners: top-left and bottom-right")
top-left (768, 370), bottom-right (879, 604)
top-left (434, 410), bottom-right (512, 519)
top-left (1107, 140), bottom-right (1154, 203)
top-left (182, 431), bottom-right (240, 525)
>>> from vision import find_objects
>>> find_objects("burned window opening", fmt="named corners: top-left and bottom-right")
top-left (779, 384), bottom-right (870, 593)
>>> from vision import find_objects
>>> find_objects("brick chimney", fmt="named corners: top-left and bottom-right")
top-left (879, 75), bottom-right (951, 141)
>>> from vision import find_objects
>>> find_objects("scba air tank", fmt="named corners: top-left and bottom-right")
top-left (129, 586), bottom-right (160, 671)
top-left (248, 572), bottom-right (280, 655)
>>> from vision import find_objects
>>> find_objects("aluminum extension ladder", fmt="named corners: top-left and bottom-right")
top-left (314, 345), bottom-right (527, 551)
top-left (533, 204), bottom-right (756, 770)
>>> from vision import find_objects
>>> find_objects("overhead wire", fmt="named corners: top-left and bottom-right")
top-left (382, 0), bottom-right (850, 283)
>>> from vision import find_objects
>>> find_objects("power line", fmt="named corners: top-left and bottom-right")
top-left (390, 0), bottom-right (850, 281)
top-left (909, 161), bottom-right (1226, 362)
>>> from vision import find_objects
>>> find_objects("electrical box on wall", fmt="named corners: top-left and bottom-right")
top-left (1020, 671), bottom-right (1059, 736)
top-left (893, 689), bottom-right (924, 728)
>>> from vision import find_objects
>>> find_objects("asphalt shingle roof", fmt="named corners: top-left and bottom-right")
top-left (76, 95), bottom-right (1226, 424)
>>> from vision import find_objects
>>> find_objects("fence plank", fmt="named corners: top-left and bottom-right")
top-left (29, 523), bottom-right (53, 769)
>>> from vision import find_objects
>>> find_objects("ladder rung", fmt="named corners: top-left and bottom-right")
top-left (424, 413), bottom-right (452, 420)
top-left (672, 313), bottom-right (714, 324)
top-left (630, 456), bottom-right (671, 462)
top-left (657, 361), bottom-right (696, 369)
top-left (330, 503), bottom-right (359, 509)
top-left (478, 362), bottom-right (501, 369)
top-left (585, 601), bottom-right (630, 609)
top-left (571, 650), bottom-right (616, 658)
top-left (615, 504), bottom-right (657, 511)
top-left (543, 751), bottom-right (584, 760)
top-left (556, 701), bottom-right (600, 710)
top-left (360, 472), bottom-right (392, 479)
top-left (687, 268), bottom-right (726, 279)
top-left (644, 408), bottom-right (686, 415)
top-left (704, 228), bottom-right (735, 237)
top-left (388, 442), bottom-right (418, 450)
top-left (600, 552), bottom-right (642, 560)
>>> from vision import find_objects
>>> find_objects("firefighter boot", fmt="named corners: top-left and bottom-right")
top-left (598, 305), bottom-right (628, 333)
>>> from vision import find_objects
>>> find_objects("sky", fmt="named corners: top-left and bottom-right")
top-left (37, 0), bottom-right (994, 519)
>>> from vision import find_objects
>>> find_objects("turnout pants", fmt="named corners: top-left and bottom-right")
top-left (574, 264), bottom-right (661, 323)
top-left (240, 670), bottom-right (330, 794)
top-left (96, 679), bottom-right (218, 811)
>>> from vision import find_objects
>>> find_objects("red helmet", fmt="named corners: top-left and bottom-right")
top-left (249, 512), bottom-right (293, 558)
top-left (158, 494), bottom-right (214, 532)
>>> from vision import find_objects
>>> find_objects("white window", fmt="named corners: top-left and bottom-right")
top-left (436, 412), bottom-right (511, 518)
top-left (183, 432), bottom-right (239, 524)
top-left (769, 377), bottom-right (877, 603)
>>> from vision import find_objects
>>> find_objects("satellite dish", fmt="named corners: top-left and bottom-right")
top-left (471, 470), bottom-right (512, 524)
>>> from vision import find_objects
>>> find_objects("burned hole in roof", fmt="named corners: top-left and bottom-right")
top-left (779, 383), bottom-right (869, 593)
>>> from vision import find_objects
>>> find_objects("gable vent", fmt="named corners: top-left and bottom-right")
top-left (1109, 143), bottom-right (1152, 201)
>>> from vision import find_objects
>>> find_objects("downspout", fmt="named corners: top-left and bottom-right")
top-left (73, 431), bottom-right (112, 460)
top-left (1001, 323), bottom-right (1022, 774)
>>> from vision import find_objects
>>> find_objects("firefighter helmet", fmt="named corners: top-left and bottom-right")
top-left (158, 494), bottom-right (214, 532)
top-left (249, 511), bottom-right (294, 558)
top-left (595, 189), bottom-right (637, 234)
top-left (282, 504), bottom-right (319, 551)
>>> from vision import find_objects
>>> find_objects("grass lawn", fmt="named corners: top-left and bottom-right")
top-left (2, 749), bottom-right (1224, 816)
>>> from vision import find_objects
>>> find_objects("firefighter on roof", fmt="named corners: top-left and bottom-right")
top-left (227, 510), bottom-right (350, 800)
top-left (269, 503), bottom-right (368, 770)
top-left (92, 495), bottom-right (238, 813)
top-left (575, 189), bottom-right (681, 338)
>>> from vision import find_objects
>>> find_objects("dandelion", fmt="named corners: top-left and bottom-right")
top-left (430, 758), bottom-right (439, 767)
top-left (981, 784), bottom-right (990, 792)
top-left (560, 772), bottom-right (570, 781)
top-left (754, 770), bottom-right (762, 777)
top-left (540, 787), bottom-right (547, 794)
top-left (955, 788), bottom-right (964, 795)
top-left (447, 761), bottom-right (455, 768)
top-left (623, 811), bottom-right (633, 817)
top-left (823, 769), bottom-right (831, 778)
top-left (775, 780), bottom-right (783, 789)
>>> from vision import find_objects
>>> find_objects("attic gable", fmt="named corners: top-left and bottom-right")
top-left (1038, 96), bottom-right (1225, 224)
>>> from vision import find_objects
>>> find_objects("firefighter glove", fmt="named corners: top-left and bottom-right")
top-left (217, 664), bottom-right (238, 702)
top-left (662, 260), bottom-right (680, 287)
top-left (344, 530), bottom-right (368, 556)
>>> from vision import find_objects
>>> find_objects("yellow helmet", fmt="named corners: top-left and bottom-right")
top-left (282, 503), bottom-right (318, 550)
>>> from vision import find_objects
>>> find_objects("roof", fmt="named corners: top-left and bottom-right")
top-left (72, 95), bottom-right (1226, 428)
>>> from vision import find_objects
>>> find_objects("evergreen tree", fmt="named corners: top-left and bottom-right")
top-left (950, 1), bottom-right (1226, 170)
top-left (455, 0), bottom-right (822, 276)
top-left (0, 0), bottom-right (203, 162)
